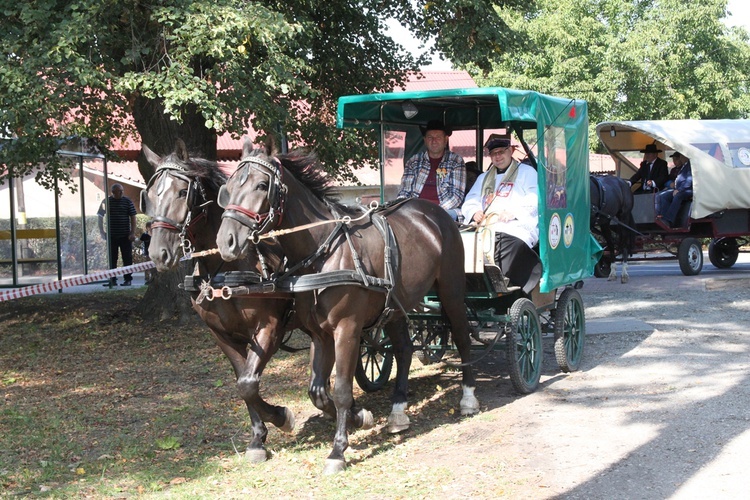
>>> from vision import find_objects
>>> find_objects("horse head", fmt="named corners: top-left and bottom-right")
top-left (140, 140), bottom-right (226, 271)
top-left (217, 140), bottom-right (284, 262)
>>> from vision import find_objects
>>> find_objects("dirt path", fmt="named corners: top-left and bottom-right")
top-left (406, 274), bottom-right (750, 498)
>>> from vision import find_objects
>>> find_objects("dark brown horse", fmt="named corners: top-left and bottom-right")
top-left (216, 142), bottom-right (479, 474)
top-left (140, 141), bottom-right (337, 462)
top-left (590, 175), bottom-right (635, 283)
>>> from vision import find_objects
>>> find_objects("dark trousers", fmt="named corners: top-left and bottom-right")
top-left (657, 190), bottom-right (691, 225)
top-left (109, 235), bottom-right (133, 281)
top-left (494, 233), bottom-right (542, 294)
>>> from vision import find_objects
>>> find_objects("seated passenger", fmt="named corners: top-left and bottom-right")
top-left (628, 143), bottom-right (669, 193)
top-left (461, 136), bottom-right (541, 293)
top-left (397, 120), bottom-right (466, 221)
top-left (656, 152), bottom-right (692, 228)
top-left (664, 156), bottom-right (681, 189)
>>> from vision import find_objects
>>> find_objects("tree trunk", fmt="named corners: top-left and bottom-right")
top-left (130, 95), bottom-right (218, 324)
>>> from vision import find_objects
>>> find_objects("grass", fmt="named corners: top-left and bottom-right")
top-left (0, 289), bottom-right (530, 498)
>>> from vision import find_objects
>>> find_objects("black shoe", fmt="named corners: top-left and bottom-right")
top-left (120, 281), bottom-right (132, 287)
top-left (103, 279), bottom-right (116, 287)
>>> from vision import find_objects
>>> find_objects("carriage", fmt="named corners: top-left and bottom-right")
top-left (596, 120), bottom-right (750, 276)
top-left (337, 87), bottom-right (601, 394)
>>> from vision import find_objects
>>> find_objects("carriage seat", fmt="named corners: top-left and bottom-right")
top-left (461, 228), bottom-right (541, 295)
top-left (633, 192), bottom-right (692, 227)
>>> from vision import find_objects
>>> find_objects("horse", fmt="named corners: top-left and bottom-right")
top-left (590, 175), bottom-right (635, 283)
top-left (140, 140), bottom-right (338, 462)
top-left (215, 141), bottom-right (479, 474)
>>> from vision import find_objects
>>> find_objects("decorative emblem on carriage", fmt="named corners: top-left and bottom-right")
top-left (563, 213), bottom-right (574, 248)
top-left (549, 213), bottom-right (562, 249)
top-left (738, 147), bottom-right (750, 166)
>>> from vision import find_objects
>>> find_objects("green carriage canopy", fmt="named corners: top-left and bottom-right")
top-left (337, 87), bottom-right (600, 293)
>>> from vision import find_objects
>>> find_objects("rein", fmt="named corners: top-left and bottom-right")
top-left (247, 201), bottom-right (380, 244)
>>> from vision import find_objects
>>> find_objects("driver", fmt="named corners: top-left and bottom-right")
top-left (461, 135), bottom-right (541, 293)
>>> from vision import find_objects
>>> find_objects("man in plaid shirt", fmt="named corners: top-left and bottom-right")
top-left (397, 120), bottom-right (466, 221)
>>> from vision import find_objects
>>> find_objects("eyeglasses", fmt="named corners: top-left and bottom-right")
top-left (489, 147), bottom-right (511, 155)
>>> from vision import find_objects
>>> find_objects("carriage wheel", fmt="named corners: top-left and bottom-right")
top-left (413, 321), bottom-right (448, 365)
top-left (678, 238), bottom-right (703, 276)
top-left (506, 298), bottom-right (542, 394)
top-left (708, 238), bottom-right (739, 269)
top-left (553, 288), bottom-right (586, 373)
top-left (354, 328), bottom-right (393, 393)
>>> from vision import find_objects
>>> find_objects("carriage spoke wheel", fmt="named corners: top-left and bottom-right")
top-left (708, 238), bottom-right (739, 269)
top-left (354, 328), bottom-right (393, 393)
top-left (678, 237), bottom-right (703, 276)
top-left (506, 298), bottom-right (542, 394)
top-left (412, 320), bottom-right (448, 365)
top-left (553, 288), bottom-right (586, 373)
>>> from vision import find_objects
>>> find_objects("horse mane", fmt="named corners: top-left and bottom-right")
top-left (246, 148), bottom-right (336, 203)
top-left (160, 151), bottom-right (228, 193)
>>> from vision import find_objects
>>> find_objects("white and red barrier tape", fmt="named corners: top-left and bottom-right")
top-left (0, 261), bottom-right (157, 303)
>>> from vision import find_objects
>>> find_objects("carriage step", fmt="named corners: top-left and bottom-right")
top-left (484, 264), bottom-right (511, 293)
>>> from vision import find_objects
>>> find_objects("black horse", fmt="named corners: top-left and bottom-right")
top-left (590, 175), bottom-right (635, 283)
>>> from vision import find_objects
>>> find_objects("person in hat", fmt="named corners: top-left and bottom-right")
top-left (628, 143), bottom-right (669, 193)
top-left (460, 135), bottom-right (541, 293)
top-left (656, 152), bottom-right (693, 228)
top-left (397, 119), bottom-right (466, 221)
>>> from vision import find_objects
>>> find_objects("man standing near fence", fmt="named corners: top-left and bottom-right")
top-left (98, 183), bottom-right (137, 286)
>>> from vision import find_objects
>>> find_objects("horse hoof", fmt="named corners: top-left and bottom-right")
top-left (322, 458), bottom-right (346, 475)
top-left (278, 407), bottom-right (295, 433)
top-left (245, 448), bottom-right (268, 463)
top-left (386, 409), bottom-right (411, 434)
top-left (607, 274), bottom-right (617, 281)
top-left (355, 409), bottom-right (374, 430)
top-left (460, 395), bottom-right (480, 416)
top-left (621, 275), bottom-right (629, 284)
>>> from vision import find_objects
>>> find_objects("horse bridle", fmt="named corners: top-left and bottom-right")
top-left (141, 163), bottom-right (209, 253)
top-left (218, 156), bottom-right (286, 239)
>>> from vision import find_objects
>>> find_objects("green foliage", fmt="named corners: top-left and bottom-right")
top-left (468, 0), bottom-right (750, 151)
top-left (0, 0), bottom-right (530, 186)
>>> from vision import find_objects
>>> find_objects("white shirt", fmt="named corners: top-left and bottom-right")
top-left (461, 161), bottom-right (539, 247)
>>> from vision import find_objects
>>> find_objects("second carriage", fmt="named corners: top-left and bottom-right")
top-left (595, 119), bottom-right (750, 276)
top-left (337, 87), bottom-right (600, 394)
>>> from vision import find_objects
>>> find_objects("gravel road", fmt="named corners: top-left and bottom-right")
top-left (481, 267), bottom-right (750, 498)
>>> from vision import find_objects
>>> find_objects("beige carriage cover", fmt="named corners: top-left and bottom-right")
top-left (596, 119), bottom-right (750, 219)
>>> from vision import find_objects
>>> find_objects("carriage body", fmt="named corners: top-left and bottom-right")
top-left (596, 120), bottom-right (750, 276)
top-left (337, 88), bottom-right (599, 393)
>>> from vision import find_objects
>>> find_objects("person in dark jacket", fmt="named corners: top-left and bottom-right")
top-left (656, 152), bottom-right (693, 228)
top-left (629, 143), bottom-right (669, 193)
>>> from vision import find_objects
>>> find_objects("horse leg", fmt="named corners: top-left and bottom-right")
top-left (620, 228), bottom-right (630, 284)
top-left (384, 317), bottom-right (414, 434)
top-left (322, 320), bottom-right (366, 475)
top-left (438, 286), bottom-right (479, 416)
top-left (207, 329), bottom-right (284, 463)
top-left (602, 222), bottom-right (618, 281)
top-left (308, 333), bottom-right (336, 419)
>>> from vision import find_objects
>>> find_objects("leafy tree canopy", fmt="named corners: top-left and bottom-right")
top-left (467, 0), bottom-right (750, 151)
top-left (0, 0), bottom-right (527, 189)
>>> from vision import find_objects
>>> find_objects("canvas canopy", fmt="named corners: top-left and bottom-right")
top-left (596, 120), bottom-right (750, 219)
top-left (337, 87), bottom-right (599, 292)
